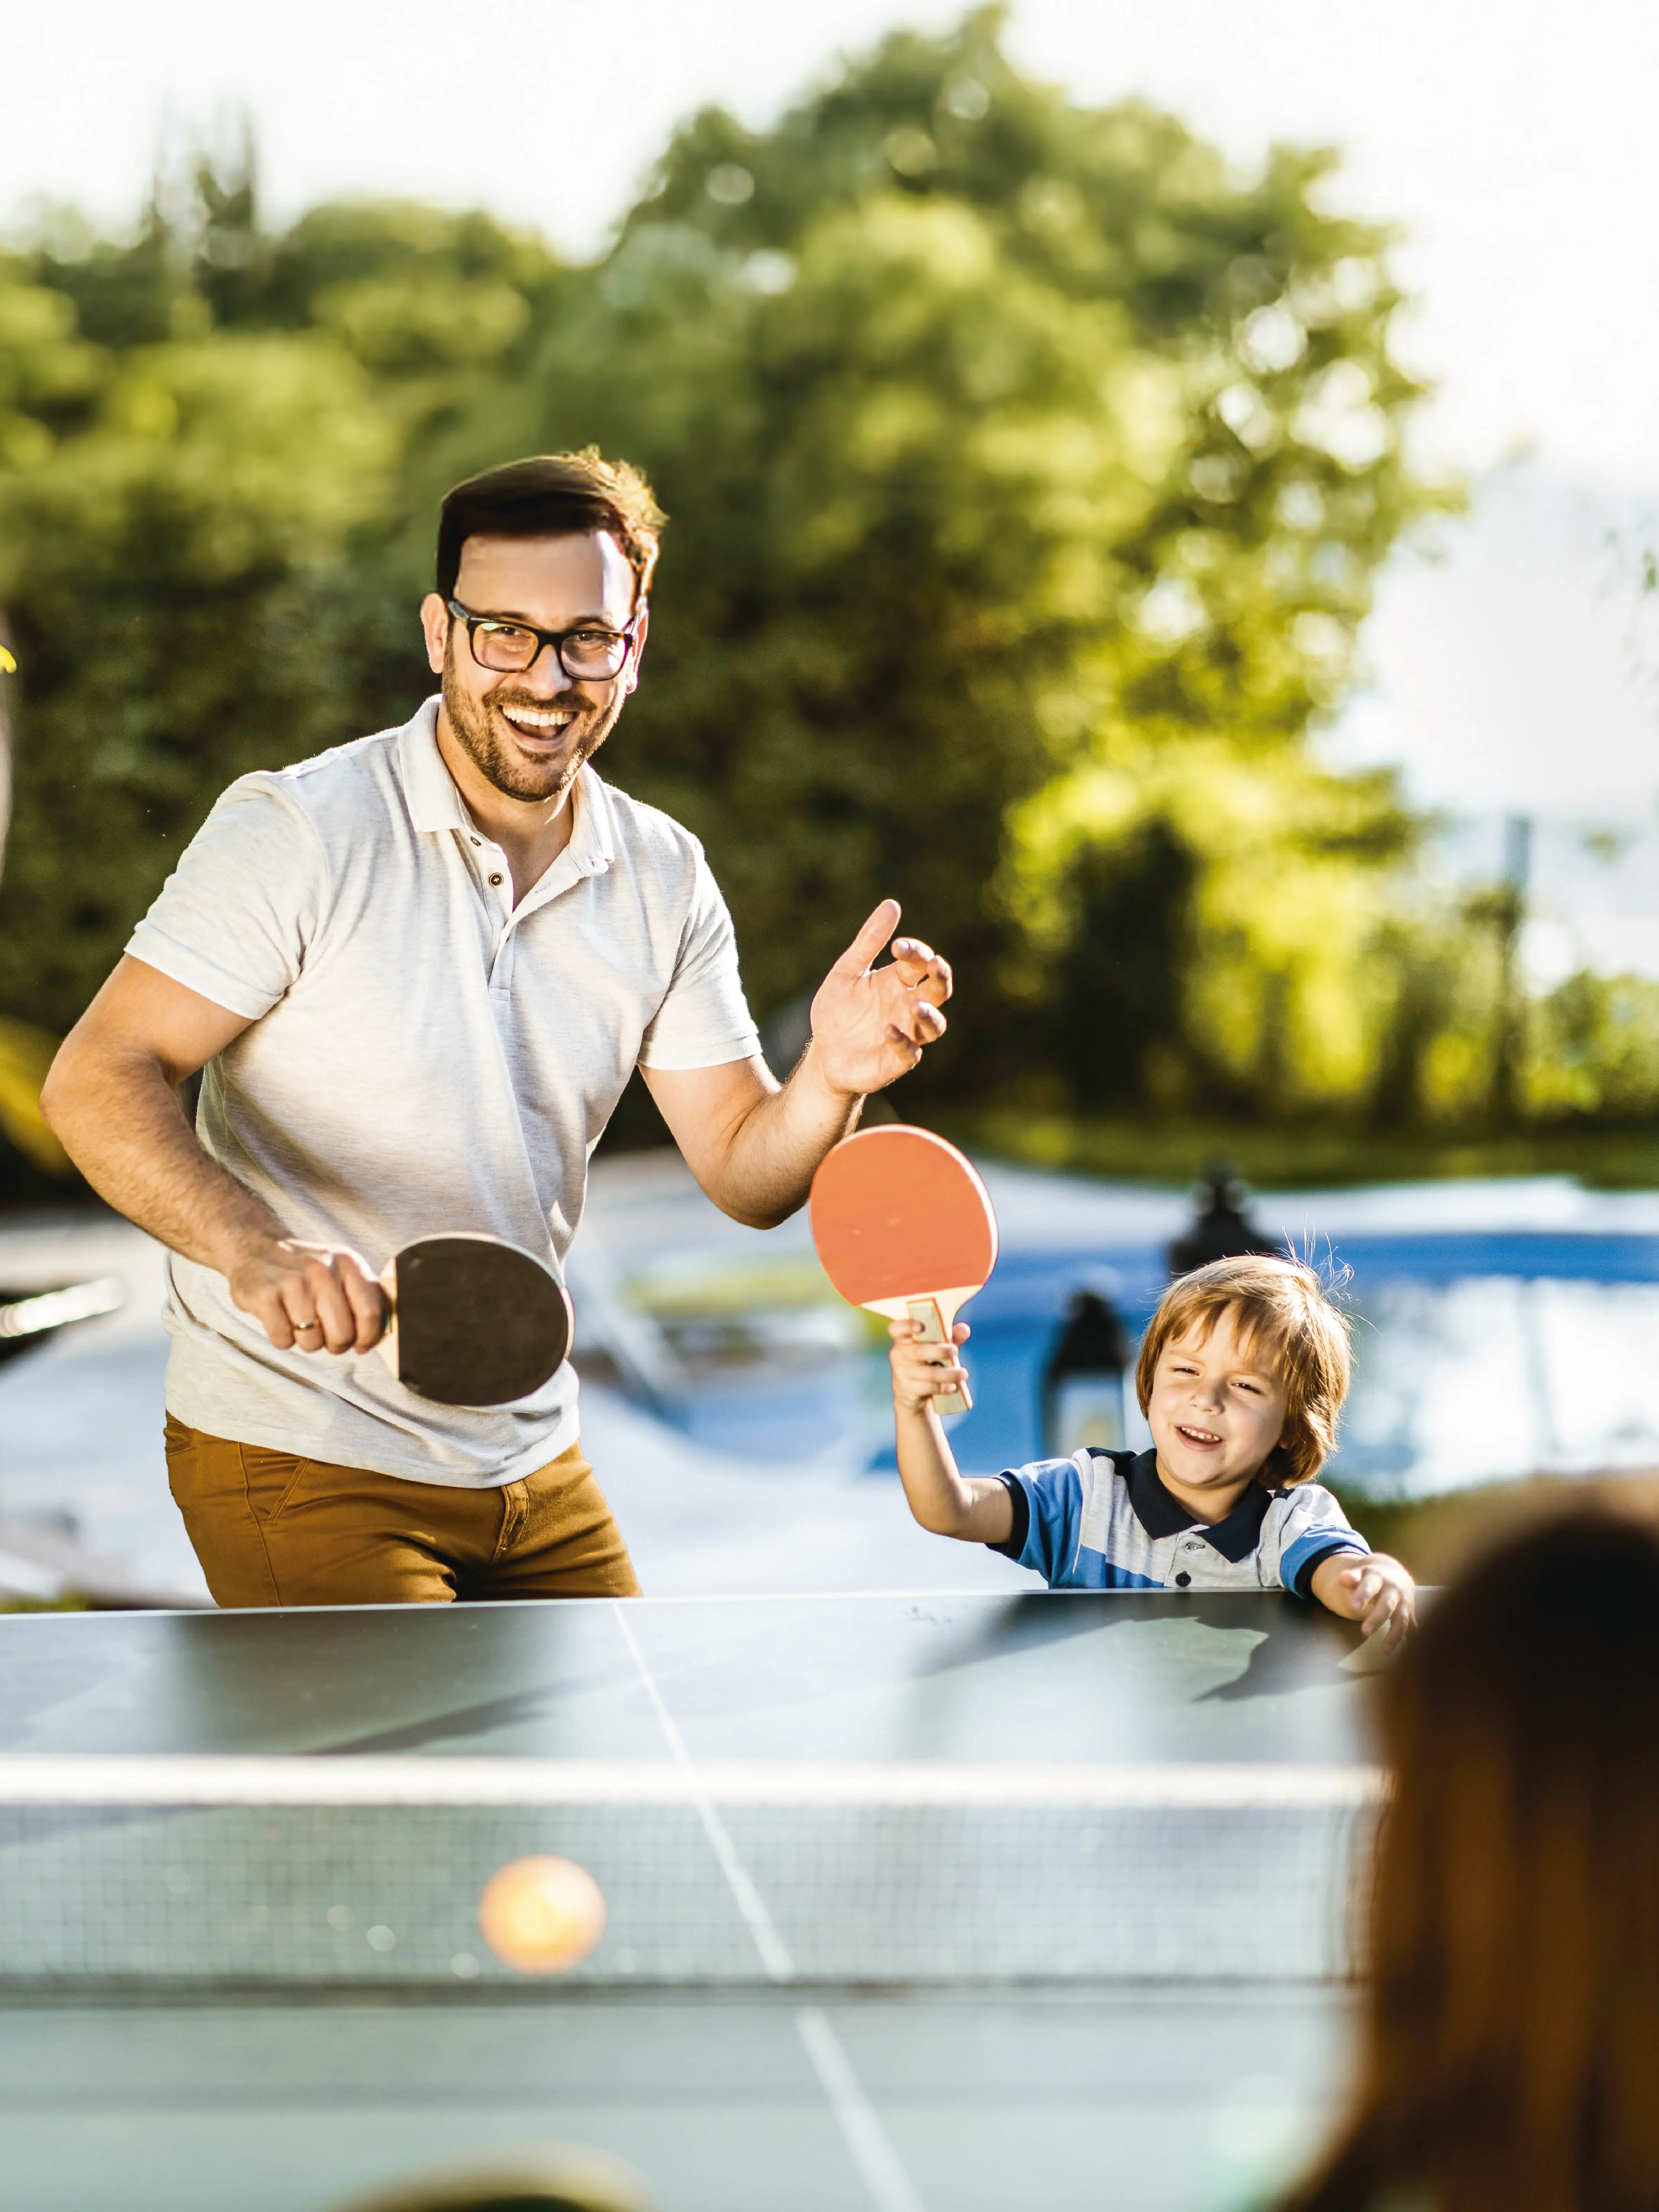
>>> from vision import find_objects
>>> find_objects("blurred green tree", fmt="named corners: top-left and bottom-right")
top-left (437, 6), bottom-right (1442, 1110)
top-left (2, 8), bottom-right (1654, 1171)
top-left (0, 166), bottom-right (560, 1035)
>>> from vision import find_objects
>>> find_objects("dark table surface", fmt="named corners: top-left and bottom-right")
top-left (0, 1592), bottom-right (1371, 2212)
top-left (0, 1588), bottom-right (1374, 1763)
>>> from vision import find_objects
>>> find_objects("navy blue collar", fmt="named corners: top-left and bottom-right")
top-left (1118, 1448), bottom-right (1272, 1564)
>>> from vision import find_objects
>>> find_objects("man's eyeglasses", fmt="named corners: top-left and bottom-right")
top-left (446, 598), bottom-right (642, 683)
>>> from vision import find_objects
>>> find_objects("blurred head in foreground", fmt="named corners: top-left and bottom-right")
top-left (329, 2144), bottom-right (655, 2212)
top-left (1284, 1499), bottom-right (1659, 2212)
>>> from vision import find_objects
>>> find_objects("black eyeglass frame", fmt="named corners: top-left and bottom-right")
top-left (445, 597), bottom-right (645, 682)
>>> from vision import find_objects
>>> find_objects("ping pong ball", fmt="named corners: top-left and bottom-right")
top-left (478, 1854), bottom-right (606, 1974)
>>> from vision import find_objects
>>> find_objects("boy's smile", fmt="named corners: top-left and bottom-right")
top-left (1146, 1307), bottom-right (1289, 1522)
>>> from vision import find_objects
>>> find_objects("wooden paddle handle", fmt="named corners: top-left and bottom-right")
top-left (907, 1298), bottom-right (971, 1417)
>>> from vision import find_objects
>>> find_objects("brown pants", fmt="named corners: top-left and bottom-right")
top-left (165, 1417), bottom-right (641, 1608)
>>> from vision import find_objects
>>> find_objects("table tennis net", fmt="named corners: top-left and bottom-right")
top-left (0, 1757), bottom-right (1381, 1992)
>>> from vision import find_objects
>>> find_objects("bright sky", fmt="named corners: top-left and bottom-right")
top-left (6, 0), bottom-right (1659, 849)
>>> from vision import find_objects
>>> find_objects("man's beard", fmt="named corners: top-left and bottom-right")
top-left (440, 656), bottom-right (622, 804)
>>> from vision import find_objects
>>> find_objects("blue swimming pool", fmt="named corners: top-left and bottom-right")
top-left (629, 1169), bottom-right (1659, 1499)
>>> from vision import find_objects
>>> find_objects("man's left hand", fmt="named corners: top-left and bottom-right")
top-left (808, 899), bottom-right (952, 1098)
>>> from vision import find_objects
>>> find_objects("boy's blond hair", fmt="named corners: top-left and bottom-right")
top-left (1134, 1254), bottom-right (1352, 1487)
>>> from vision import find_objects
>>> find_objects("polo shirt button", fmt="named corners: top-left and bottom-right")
top-left (1175, 1572), bottom-right (1191, 1587)
top-left (489, 873), bottom-right (504, 887)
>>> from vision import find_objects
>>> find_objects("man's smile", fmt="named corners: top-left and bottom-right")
top-left (497, 701), bottom-right (578, 741)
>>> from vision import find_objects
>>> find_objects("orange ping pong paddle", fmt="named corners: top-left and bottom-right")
top-left (809, 1126), bottom-right (998, 1417)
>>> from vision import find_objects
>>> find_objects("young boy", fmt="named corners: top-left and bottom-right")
top-left (889, 1252), bottom-right (1415, 1650)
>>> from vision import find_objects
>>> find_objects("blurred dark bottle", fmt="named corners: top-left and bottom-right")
top-left (1042, 1288), bottom-right (1133, 1456)
top-left (1167, 1163), bottom-right (1277, 1278)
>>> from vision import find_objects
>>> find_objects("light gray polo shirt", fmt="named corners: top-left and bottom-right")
top-left (127, 697), bottom-right (760, 1486)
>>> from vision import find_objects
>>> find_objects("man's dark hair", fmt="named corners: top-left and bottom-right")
top-left (437, 450), bottom-right (666, 604)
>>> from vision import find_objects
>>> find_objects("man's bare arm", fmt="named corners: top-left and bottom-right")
top-left (643, 900), bottom-right (952, 1230)
top-left (44, 958), bottom-right (267, 1265)
top-left (643, 1048), bottom-right (858, 1231)
top-left (41, 958), bottom-right (383, 1353)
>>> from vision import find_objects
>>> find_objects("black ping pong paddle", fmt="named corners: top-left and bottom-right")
top-left (373, 1235), bottom-right (572, 1406)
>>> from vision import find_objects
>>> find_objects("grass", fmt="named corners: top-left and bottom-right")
top-left (628, 1255), bottom-right (834, 1315)
top-left (941, 1109), bottom-right (1659, 1191)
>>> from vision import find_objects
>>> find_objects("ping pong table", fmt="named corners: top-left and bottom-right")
top-left (0, 1592), bottom-right (1375, 2212)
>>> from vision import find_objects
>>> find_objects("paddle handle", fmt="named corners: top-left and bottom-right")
top-left (907, 1297), bottom-right (971, 1417)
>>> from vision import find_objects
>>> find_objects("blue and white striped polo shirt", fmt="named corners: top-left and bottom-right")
top-left (990, 1447), bottom-right (1369, 1595)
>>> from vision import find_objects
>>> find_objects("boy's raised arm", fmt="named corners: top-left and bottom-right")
top-left (889, 1319), bottom-right (1014, 1545)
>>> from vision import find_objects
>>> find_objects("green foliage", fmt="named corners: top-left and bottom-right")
top-left (0, 176), bottom-right (560, 1033)
top-left (0, 8), bottom-right (1655, 1162)
top-left (0, 281), bottom-right (399, 1024)
top-left (998, 745), bottom-right (1418, 1114)
top-left (432, 7), bottom-right (1440, 1098)
top-left (947, 1105), bottom-right (1659, 1193)
top-left (1526, 969), bottom-right (1659, 1121)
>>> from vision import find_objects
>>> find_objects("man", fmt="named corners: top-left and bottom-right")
top-left (41, 451), bottom-right (952, 1607)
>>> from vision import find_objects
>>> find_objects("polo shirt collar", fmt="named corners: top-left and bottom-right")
top-left (402, 699), bottom-right (470, 833)
top-left (399, 696), bottom-right (618, 880)
top-left (1122, 1447), bottom-right (1272, 1564)
top-left (569, 762), bottom-right (618, 873)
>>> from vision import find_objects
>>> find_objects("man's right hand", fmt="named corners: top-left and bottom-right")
top-left (226, 1236), bottom-right (387, 1356)
top-left (42, 960), bottom-right (389, 1359)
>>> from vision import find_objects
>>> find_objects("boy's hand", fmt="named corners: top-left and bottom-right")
top-left (886, 1316), bottom-right (1011, 1545)
top-left (889, 1316), bottom-right (971, 1415)
top-left (1311, 1550), bottom-right (1416, 1653)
